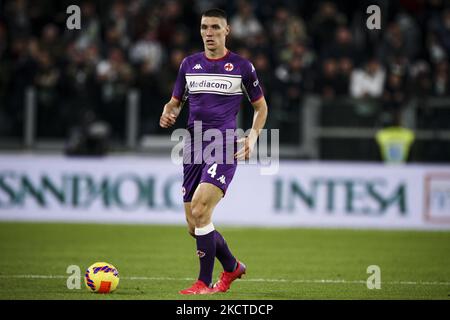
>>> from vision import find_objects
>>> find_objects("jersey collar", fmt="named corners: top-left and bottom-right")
top-left (204, 49), bottom-right (230, 62)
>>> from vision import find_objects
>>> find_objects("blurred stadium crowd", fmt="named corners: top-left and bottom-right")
top-left (0, 0), bottom-right (449, 153)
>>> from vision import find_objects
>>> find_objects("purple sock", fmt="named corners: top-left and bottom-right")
top-left (214, 230), bottom-right (237, 272)
top-left (195, 230), bottom-right (216, 287)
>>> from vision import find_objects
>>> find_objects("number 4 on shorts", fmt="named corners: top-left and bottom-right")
top-left (207, 163), bottom-right (218, 178)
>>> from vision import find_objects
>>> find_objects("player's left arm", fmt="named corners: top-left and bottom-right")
top-left (235, 96), bottom-right (268, 160)
top-left (235, 60), bottom-right (268, 160)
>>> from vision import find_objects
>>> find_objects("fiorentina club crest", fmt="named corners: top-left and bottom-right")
top-left (224, 63), bottom-right (234, 71)
top-left (197, 250), bottom-right (206, 258)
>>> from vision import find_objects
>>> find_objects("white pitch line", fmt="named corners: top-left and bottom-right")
top-left (0, 275), bottom-right (449, 286)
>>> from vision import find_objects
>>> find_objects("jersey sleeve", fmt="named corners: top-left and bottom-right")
top-left (242, 60), bottom-right (264, 103)
top-left (172, 58), bottom-right (187, 101)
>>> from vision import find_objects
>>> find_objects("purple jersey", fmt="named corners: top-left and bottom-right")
top-left (172, 50), bottom-right (264, 132)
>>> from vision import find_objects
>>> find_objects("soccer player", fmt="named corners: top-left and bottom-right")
top-left (160, 8), bottom-right (268, 295)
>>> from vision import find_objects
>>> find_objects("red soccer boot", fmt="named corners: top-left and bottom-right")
top-left (213, 261), bottom-right (246, 293)
top-left (179, 280), bottom-right (215, 295)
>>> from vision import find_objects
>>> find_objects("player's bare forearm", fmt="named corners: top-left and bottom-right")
top-left (248, 96), bottom-right (268, 144)
top-left (160, 97), bottom-right (182, 128)
top-left (235, 96), bottom-right (268, 160)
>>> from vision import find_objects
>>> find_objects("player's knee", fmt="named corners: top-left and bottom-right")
top-left (191, 198), bottom-right (209, 224)
top-left (186, 219), bottom-right (195, 238)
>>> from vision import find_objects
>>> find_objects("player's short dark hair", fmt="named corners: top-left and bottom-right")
top-left (202, 8), bottom-right (228, 23)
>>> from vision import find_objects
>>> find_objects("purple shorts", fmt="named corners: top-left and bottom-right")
top-left (182, 137), bottom-right (237, 202)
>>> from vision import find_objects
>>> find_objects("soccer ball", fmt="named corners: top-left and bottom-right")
top-left (84, 262), bottom-right (120, 293)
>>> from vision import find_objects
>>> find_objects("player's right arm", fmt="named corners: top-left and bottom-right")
top-left (160, 97), bottom-right (182, 128)
top-left (160, 57), bottom-right (187, 128)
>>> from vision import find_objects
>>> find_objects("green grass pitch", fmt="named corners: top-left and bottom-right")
top-left (0, 222), bottom-right (449, 300)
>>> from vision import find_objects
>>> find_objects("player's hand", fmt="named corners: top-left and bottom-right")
top-left (234, 136), bottom-right (256, 160)
top-left (160, 113), bottom-right (177, 128)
